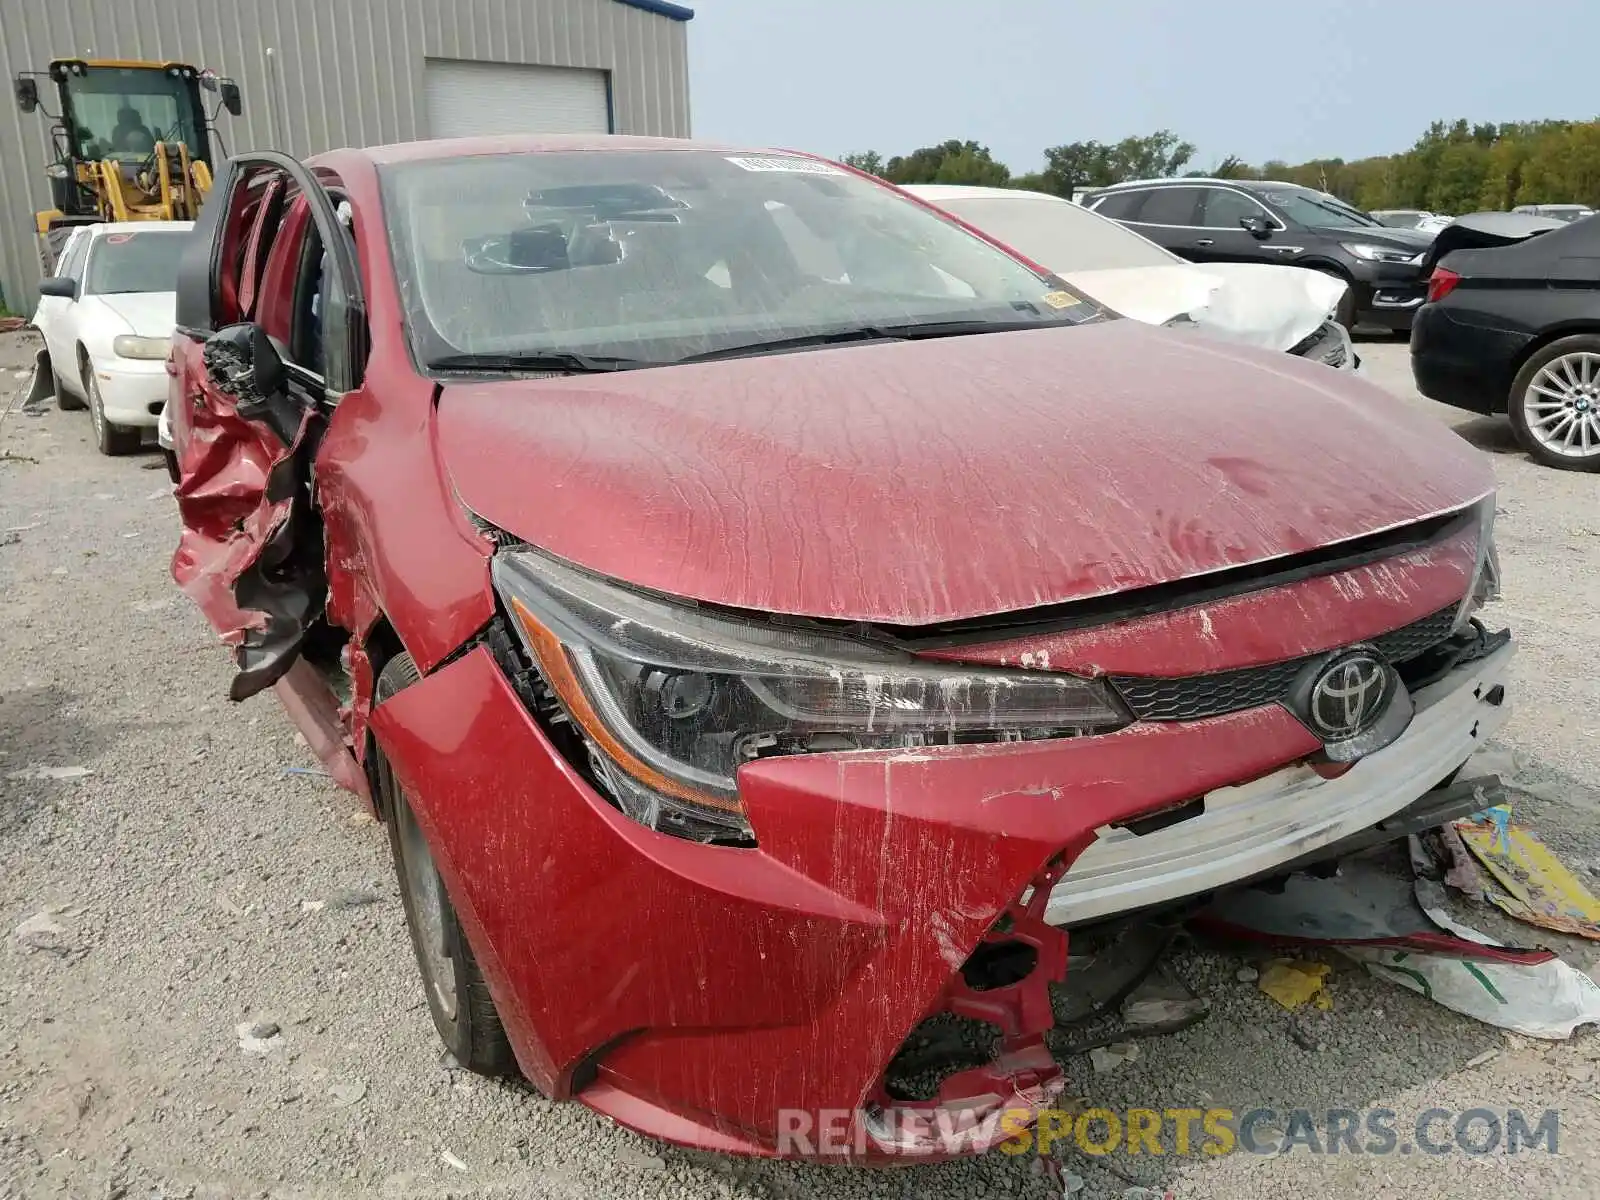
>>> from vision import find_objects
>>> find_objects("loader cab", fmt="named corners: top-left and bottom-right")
top-left (14, 58), bottom-right (240, 261)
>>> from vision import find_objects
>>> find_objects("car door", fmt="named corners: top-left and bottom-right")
top-left (36, 230), bottom-right (91, 378)
top-left (1192, 187), bottom-right (1293, 265)
top-left (169, 151), bottom-right (366, 701)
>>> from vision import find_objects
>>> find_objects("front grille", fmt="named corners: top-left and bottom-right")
top-left (1111, 604), bottom-right (1458, 722)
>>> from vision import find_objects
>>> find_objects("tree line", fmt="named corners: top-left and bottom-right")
top-left (844, 118), bottom-right (1600, 214)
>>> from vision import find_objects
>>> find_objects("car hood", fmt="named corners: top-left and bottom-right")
top-left (1422, 212), bottom-right (1565, 272)
top-left (92, 291), bottom-right (177, 336)
top-left (1316, 225), bottom-right (1433, 252)
top-left (439, 321), bottom-right (1492, 625)
top-left (1059, 262), bottom-right (1345, 352)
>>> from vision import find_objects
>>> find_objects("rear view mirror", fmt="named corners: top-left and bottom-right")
top-left (38, 275), bottom-right (76, 299)
top-left (14, 75), bottom-right (38, 114)
top-left (220, 80), bottom-right (242, 116)
top-left (1240, 215), bottom-right (1274, 240)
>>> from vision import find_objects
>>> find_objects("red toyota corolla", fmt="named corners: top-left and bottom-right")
top-left (166, 136), bottom-right (1511, 1161)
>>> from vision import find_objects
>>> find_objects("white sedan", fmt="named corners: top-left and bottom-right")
top-left (30, 220), bottom-right (192, 455)
top-left (903, 185), bottom-right (1356, 369)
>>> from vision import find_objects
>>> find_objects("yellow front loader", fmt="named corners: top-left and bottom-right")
top-left (12, 58), bottom-right (241, 271)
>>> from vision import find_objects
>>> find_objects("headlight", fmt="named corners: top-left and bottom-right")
top-left (1341, 243), bottom-right (1424, 265)
top-left (1453, 497), bottom-right (1502, 634)
top-left (112, 335), bottom-right (170, 360)
top-left (492, 548), bottom-right (1129, 835)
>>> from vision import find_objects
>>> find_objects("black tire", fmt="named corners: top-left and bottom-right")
top-left (54, 368), bottom-right (86, 412)
top-left (374, 652), bottom-right (518, 1077)
top-left (1508, 334), bottom-right (1600, 472)
top-left (86, 375), bottom-right (142, 456)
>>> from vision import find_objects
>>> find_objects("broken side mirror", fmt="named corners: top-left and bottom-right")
top-left (14, 75), bottom-right (38, 114)
top-left (220, 80), bottom-right (242, 117)
top-left (203, 323), bottom-right (302, 446)
top-left (1240, 215), bottom-right (1275, 240)
top-left (38, 275), bottom-right (77, 299)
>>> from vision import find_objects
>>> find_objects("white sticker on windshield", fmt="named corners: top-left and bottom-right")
top-left (725, 155), bottom-right (844, 176)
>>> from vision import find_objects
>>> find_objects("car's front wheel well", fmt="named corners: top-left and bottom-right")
top-left (359, 615), bottom-right (407, 820)
top-left (75, 343), bottom-right (91, 386)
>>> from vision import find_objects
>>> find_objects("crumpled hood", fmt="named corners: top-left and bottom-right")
top-left (93, 291), bottom-right (177, 337)
top-left (439, 320), bottom-right (1492, 625)
top-left (1060, 261), bottom-right (1346, 351)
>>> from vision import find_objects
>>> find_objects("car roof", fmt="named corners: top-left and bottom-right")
top-left (351, 133), bottom-right (757, 166)
top-left (902, 184), bottom-right (1069, 203)
top-left (80, 220), bottom-right (195, 236)
top-left (1094, 177), bottom-right (1303, 191)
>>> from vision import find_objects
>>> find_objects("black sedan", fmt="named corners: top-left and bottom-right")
top-left (1411, 212), bottom-right (1600, 470)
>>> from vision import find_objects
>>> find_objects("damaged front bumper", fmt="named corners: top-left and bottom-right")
top-left (368, 625), bottom-right (1511, 1161)
top-left (1045, 638), bottom-right (1514, 926)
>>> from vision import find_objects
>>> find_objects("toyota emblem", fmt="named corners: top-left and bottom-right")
top-left (1306, 651), bottom-right (1391, 739)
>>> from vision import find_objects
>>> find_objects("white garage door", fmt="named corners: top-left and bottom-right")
top-left (424, 59), bottom-right (610, 139)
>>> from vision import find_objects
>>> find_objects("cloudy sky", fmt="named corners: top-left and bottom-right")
top-left (687, 0), bottom-right (1600, 172)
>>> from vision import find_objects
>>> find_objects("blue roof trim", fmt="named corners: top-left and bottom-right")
top-left (614, 0), bottom-right (695, 20)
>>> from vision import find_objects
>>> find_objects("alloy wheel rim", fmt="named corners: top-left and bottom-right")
top-left (1524, 352), bottom-right (1600, 458)
top-left (399, 805), bottom-right (458, 1021)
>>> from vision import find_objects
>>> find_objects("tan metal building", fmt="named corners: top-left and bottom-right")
top-left (0, 0), bottom-right (693, 311)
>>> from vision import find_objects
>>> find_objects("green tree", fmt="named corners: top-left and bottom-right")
top-left (883, 140), bottom-right (1011, 187)
top-left (841, 151), bottom-right (885, 177)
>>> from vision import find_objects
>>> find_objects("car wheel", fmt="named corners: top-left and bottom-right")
top-left (53, 367), bottom-right (86, 412)
top-left (1509, 335), bottom-right (1600, 471)
top-left (374, 652), bottom-right (519, 1077)
top-left (86, 375), bottom-right (142, 456)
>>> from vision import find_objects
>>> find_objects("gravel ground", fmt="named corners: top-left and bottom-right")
top-left (2, 331), bottom-right (1598, 1200)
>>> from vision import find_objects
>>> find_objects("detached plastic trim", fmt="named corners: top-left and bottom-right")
top-left (614, 0), bottom-right (695, 20)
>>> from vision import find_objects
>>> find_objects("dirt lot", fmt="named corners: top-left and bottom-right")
top-left (3, 331), bottom-right (1599, 1200)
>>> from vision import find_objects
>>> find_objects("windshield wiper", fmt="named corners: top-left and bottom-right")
top-left (425, 351), bottom-right (648, 374)
top-left (674, 318), bottom-right (1071, 365)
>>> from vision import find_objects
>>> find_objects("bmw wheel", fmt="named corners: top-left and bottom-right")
top-left (1510, 335), bottom-right (1600, 471)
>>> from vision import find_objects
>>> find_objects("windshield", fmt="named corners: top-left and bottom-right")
top-left (930, 194), bottom-right (1178, 272)
top-left (1264, 188), bottom-right (1381, 229)
top-left (381, 150), bottom-right (1104, 367)
top-left (64, 67), bottom-right (202, 162)
top-left (84, 230), bottom-right (189, 294)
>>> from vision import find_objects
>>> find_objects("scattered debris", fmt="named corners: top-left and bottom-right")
top-left (439, 1150), bottom-right (469, 1173)
top-left (1088, 1042), bottom-right (1140, 1073)
top-left (1455, 816), bottom-right (1600, 940)
top-left (236, 1021), bottom-right (284, 1056)
top-left (281, 766), bottom-right (331, 780)
top-left (326, 889), bottom-right (381, 911)
top-left (1060, 1168), bottom-right (1085, 1193)
top-left (614, 1144), bottom-right (667, 1170)
top-left (1257, 960), bottom-right (1331, 1011)
top-left (0, 451), bottom-right (39, 465)
top-left (1288, 1017), bottom-right (1323, 1052)
top-left (6, 765), bottom-right (93, 781)
top-left (1464, 1048), bottom-right (1499, 1069)
top-left (14, 910), bottom-right (72, 957)
top-left (1346, 946), bottom-right (1600, 1039)
top-left (1119, 968), bottom-right (1210, 1033)
top-left (299, 900), bottom-right (327, 914)
top-left (1235, 965), bottom-right (1259, 983)
top-left (328, 1079), bottom-right (367, 1109)
top-left (348, 809), bottom-right (377, 827)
